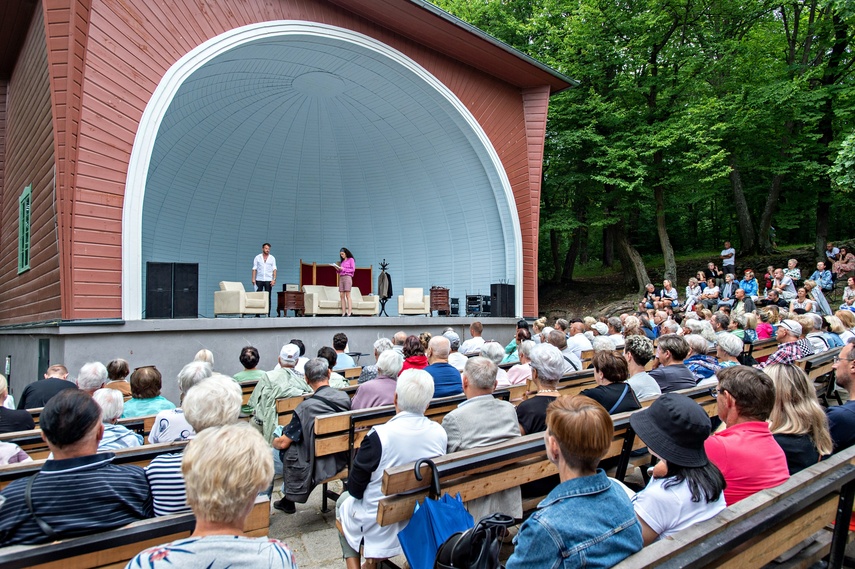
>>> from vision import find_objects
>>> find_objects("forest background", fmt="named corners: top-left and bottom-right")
top-left (433, 0), bottom-right (855, 309)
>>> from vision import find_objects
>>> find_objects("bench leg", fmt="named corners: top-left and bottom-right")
top-left (829, 479), bottom-right (855, 568)
top-left (321, 482), bottom-right (342, 513)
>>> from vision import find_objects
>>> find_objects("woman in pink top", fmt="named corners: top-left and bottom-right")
top-left (335, 247), bottom-right (356, 316)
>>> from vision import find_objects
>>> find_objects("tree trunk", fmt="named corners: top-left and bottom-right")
top-left (729, 155), bottom-right (757, 254)
top-left (653, 176), bottom-right (677, 282)
top-left (602, 225), bottom-right (614, 268)
top-left (549, 229), bottom-right (561, 283)
top-left (563, 229), bottom-right (582, 283)
top-left (758, 173), bottom-right (784, 253)
top-left (614, 223), bottom-right (650, 294)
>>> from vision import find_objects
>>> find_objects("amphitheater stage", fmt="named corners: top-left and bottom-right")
top-left (0, 316), bottom-right (518, 403)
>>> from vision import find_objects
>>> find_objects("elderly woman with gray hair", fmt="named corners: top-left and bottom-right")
top-left (92, 388), bottom-right (143, 451)
top-left (128, 423), bottom-right (296, 568)
top-left (683, 335), bottom-right (720, 383)
top-left (146, 374), bottom-right (242, 516)
top-left (357, 337), bottom-right (395, 384)
top-left (716, 332), bottom-right (744, 369)
top-left (148, 360), bottom-right (213, 444)
top-left (480, 341), bottom-right (510, 388)
top-left (351, 349), bottom-right (403, 410)
top-left (505, 339), bottom-right (536, 387)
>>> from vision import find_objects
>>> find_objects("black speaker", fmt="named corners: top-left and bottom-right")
top-left (490, 284), bottom-right (515, 318)
top-left (172, 263), bottom-right (198, 318)
top-left (146, 263), bottom-right (173, 319)
top-left (145, 262), bottom-right (198, 319)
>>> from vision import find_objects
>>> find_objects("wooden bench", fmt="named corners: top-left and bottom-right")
top-left (239, 379), bottom-right (259, 406)
top-left (0, 440), bottom-right (189, 490)
top-left (0, 495), bottom-right (270, 569)
top-left (797, 346), bottom-right (843, 406)
top-left (748, 338), bottom-right (779, 364)
top-left (374, 385), bottom-right (717, 528)
top-left (613, 444), bottom-right (855, 569)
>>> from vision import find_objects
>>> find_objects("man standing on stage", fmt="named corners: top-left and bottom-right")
top-left (251, 242), bottom-right (276, 317)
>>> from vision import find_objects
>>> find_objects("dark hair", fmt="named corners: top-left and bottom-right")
top-left (41, 390), bottom-right (101, 448)
top-left (516, 328), bottom-right (532, 342)
top-left (657, 334), bottom-right (690, 360)
top-left (713, 313), bottom-right (730, 329)
top-left (289, 339), bottom-right (306, 357)
top-left (333, 333), bottom-right (348, 351)
top-left (403, 335), bottom-right (425, 358)
top-left (106, 359), bottom-right (129, 381)
top-left (592, 351), bottom-right (629, 383)
top-left (718, 365), bottom-right (775, 421)
top-left (262, 242), bottom-right (271, 248)
top-left (318, 346), bottom-right (337, 368)
top-left (340, 247), bottom-right (353, 259)
top-left (517, 319), bottom-right (529, 330)
top-left (239, 346), bottom-right (259, 369)
top-left (130, 366), bottom-right (163, 399)
top-left (662, 461), bottom-right (726, 504)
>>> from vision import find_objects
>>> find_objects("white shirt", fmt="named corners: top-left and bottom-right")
top-left (459, 336), bottom-right (485, 355)
top-left (721, 247), bottom-right (735, 267)
top-left (252, 253), bottom-right (277, 281)
top-left (566, 333), bottom-right (592, 358)
top-left (448, 351), bottom-right (468, 372)
top-left (827, 247), bottom-right (840, 260)
top-left (633, 476), bottom-right (726, 540)
top-left (627, 371), bottom-right (661, 401)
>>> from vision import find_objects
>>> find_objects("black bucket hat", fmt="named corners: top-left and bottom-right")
top-left (629, 393), bottom-right (712, 468)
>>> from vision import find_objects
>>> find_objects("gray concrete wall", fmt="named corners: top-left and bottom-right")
top-left (0, 317), bottom-right (517, 405)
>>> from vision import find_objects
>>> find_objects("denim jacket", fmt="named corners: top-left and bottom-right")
top-left (506, 470), bottom-right (642, 569)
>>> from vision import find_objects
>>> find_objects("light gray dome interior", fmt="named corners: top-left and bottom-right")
top-left (141, 33), bottom-right (518, 316)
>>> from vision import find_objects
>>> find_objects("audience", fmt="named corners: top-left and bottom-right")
top-left (705, 366), bottom-right (789, 504)
top-left (232, 346), bottom-right (267, 383)
top-left (316, 346), bottom-right (351, 388)
top-left (148, 360), bottom-right (212, 443)
top-left (423, 336), bottom-right (463, 397)
top-left (128, 423), bottom-right (296, 569)
top-left (581, 351), bottom-right (641, 414)
top-left (16, 364), bottom-right (75, 409)
top-left (0, 373), bottom-right (34, 433)
top-left (504, 339), bottom-right (535, 387)
top-left (547, 329), bottom-right (582, 374)
top-left (443, 329), bottom-right (468, 371)
top-left (479, 341), bottom-right (510, 387)
top-left (0, 441), bottom-right (31, 466)
top-left (272, 358), bottom-right (351, 514)
top-left (400, 335), bottom-right (429, 373)
top-left (827, 338), bottom-right (855, 452)
top-left (833, 246), bottom-right (855, 279)
top-left (351, 350), bottom-right (403, 410)
top-left (459, 321), bottom-right (485, 355)
top-left (105, 358), bottom-right (131, 397)
top-left (76, 362), bottom-right (108, 395)
top-left (92, 388), bottom-right (143, 451)
top-left (629, 393), bottom-right (725, 544)
top-left (146, 374), bottom-right (241, 516)
top-left (623, 335), bottom-right (661, 401)
top-left (507, 395), bottom-right (642, 568)
top-left (248, 344), bottom-right (312, 443)
top-left (122, 366), bottom-right (175, 418)
top-left (442, 357), bottom-right (522, 520)
top-left (765, 364), bottom-right (832, 474)
top-left (337, 370), bottom-right (447, 567)
top-left (357, 338), bottom-right (394, 384)
top-left (194, 349), bottom-right (214, 368)
top-left (649, 335), bottom-right (696, 392)
top-left (757, 319), bottom-right (809, 369)
top-left (333, 333), bottom-right (356, 370)
top-left (840, 277), bottom-right (855, 311)
top-left (0, 390), bottom-right (152, 545)
top-left (715, 332), bottom-right (743, 369)
top-left (683, 335), bottom-right (721, 383)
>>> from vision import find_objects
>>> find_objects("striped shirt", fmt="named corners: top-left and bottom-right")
top-left (0, 453), bottom-right (153, 546)
top-left (145, 451), bottom-right (190, 516)
top-left (99, 423), bottom-right (143, 451)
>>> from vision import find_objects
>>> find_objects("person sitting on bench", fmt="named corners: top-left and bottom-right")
top-left (0, 389), bottom-right (153, 545)
top-left (337, 369), bottom-right (447, 568)
top-left (506, 395), bottom-right (642, 568)
top-left (128, 423), bottom-right (296, 569)
top-left (705, 366), bottom-right (789, 505)
top-left (581, 351), bottom-right (641, 414)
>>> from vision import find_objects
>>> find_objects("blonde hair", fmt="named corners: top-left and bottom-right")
top-left (826, 315), bottom-right (846, 335)
top-left (194, 348), bottom-right (214, 367)
top-left (744, 312), bottom-right (757, 331)
top-left (766, 364), bottom-right (833, 456)
top-left (182, 423), bottom-right (272, 525)
top-left (836, 310), bottom-right (855, 329)
top-left (532, 317), bottom-right (547, 333)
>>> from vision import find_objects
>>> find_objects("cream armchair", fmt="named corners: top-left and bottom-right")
top-left (398, 288), bottom-right (430, 316)
top-left (214, 281), bottom-right (269, 317)
top-left (303, 285), bottom-right (379, 316)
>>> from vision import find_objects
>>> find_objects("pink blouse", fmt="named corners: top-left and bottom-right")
top-left (339, 257), bottom-right (355, 277)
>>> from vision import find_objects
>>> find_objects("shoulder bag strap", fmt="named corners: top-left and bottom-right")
top-left (25, 474), bottom-right (58, 542)
top-left (608, 384), bottom-right (631, 414)
top-left (310, 393), bottom-right (350, 414)
top-left (563, 355), bottom-right (580, 371)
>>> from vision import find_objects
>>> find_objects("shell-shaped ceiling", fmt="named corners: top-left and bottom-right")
top-left (141, 29), bottom-right (518, 316)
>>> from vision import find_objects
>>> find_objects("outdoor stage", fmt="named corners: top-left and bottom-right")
top-left (0, 316), bottom-right (518, 404)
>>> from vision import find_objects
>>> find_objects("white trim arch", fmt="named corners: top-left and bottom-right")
top-left (122, 21), bottom-right (522, 320)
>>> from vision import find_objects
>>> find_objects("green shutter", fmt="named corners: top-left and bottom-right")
top-left (18, 185), bottom-right (31, 273)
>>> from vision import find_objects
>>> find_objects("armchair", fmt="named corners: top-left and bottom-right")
top-left (214, 281), bottom-right (269, 317)
top-left (398, 288), bottom-right (431, 316)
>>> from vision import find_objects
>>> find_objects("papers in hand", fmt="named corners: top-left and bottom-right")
top-left (331, 263), bottom-right (341, 269)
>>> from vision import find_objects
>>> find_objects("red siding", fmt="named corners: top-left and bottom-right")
top-left (0, 4), bottom-right (62, 323)
top-left (49, 0), bottom-right (551, 318)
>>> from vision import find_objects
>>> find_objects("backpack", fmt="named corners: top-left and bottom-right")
top-left (434, 513), bottom-right (515, 569)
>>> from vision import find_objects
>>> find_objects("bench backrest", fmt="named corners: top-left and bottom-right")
top-left (239, 379), bottom-right (259, 406)
top-left (749, 338), bottom-right (779, 361)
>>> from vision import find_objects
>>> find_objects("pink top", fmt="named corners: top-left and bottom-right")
top-left (704, 421), bottom-right (789, 505)
top-left (339, 257), bottom-right (355, 277)
top-left (756, 322), bottom-right (774, 340)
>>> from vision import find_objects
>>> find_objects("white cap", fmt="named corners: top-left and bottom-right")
top-left (279, 344), bottom-right (300, 364)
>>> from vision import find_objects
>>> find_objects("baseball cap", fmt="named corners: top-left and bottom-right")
top-left (279, 343), bottom-right (301, 364)
top-left (592, 322), bottom-right (608, 336)
top-left (443, 330), bottom-right (460, 350)
top-left (779, 319), bottom-right (802, 337)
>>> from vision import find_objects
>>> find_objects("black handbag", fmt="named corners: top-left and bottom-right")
top-left (434, 513), bottom-right (515, 569)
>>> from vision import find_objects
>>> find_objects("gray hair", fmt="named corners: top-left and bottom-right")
top-left (377, 349), bottom-right (404, 378)
top-left (396, 369), bottom-right (434, 414)
top-left (479, 341), bottom-right (504, 365)
top-left (463, 357), bottom-right (498, 390)
top-left (684, 334), bottom-right (709, 355)
top-left (183, 374), bottom-right (242, 432)
top-left (304, 358), bottom-right (330, 384)
top-left (592, 335), bottom-right (616, 352)
top-left (717, 332), bottom-right (744, 357)
top-left (518, 340), bottom-right (536, 359)
top-left (178, 361), bottom-right (213, 396)
top-left (92, 388), bottom-right (123, 422)
top-left (529, 343), bottom-right (565, 382)
top-left (607, 317), bottom-right (622, 333)
top-left (685, 319), bottom-right (705, 335)
top-left (429, 336), bottom-right (451, 359)
top-left (374, 337), bottom-right (394, 354)
top-left (712, 313), bottom-right (730, 330)
top-left (77, 362), bottom-right (108, 392)
top-left (393, 331), bottom-right (407, 346)
top-left (194, 349), bottom-right (214, 367)
top-left (663, 320), bottom-right (680, 334)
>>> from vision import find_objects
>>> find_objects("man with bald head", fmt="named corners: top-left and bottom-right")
top-left (424, 336), bottom-right (463, 397)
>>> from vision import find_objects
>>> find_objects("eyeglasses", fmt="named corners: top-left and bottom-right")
top-left (834, 356), bottom-right (855, 364)
top-left (712, 387), bottom-right (729, 399)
